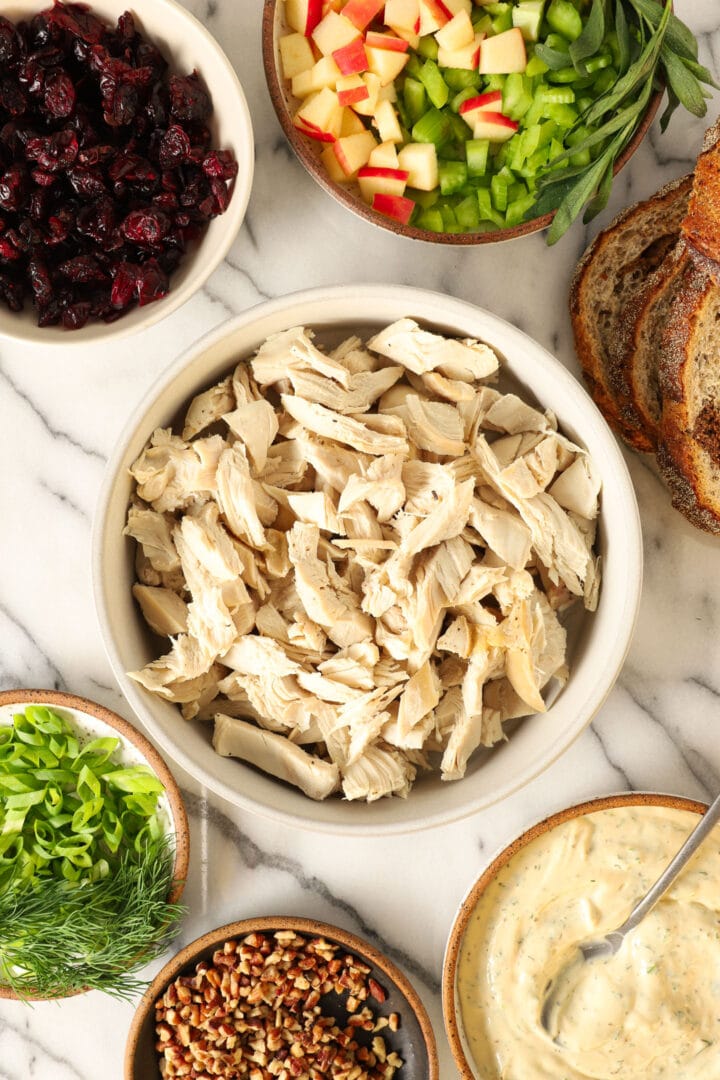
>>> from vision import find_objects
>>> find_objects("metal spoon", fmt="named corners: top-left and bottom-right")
top-left (541, 791), bottom-right (720, 1037)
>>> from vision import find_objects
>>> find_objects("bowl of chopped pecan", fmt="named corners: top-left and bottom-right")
top-left (124, 916), bottom-right (438, 1080)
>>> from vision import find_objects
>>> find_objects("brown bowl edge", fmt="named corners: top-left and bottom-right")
top-left (261, 0), bottom-right (663, 246)
top-left (0, 687), bottom-right (190, 1002)
top-left (441, 790), bottom-right (709, 1079)
top-left (125, 915), bottom-right (439, 1080)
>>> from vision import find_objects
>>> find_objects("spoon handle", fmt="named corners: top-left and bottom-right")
top-left (615, 792), bottom-right (720, 939)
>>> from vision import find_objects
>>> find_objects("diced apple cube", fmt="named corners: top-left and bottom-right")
top-left (365, 31), bottom-right (410, 52)
top-left (458, 90), bottom-right (502, 128)
top-left (312, 11), bottom-right (360, 55)
top-left (472, 110), bottom-right (518, 141)
top-left (369, 141), bottom-right (400, 167)
top-left (332, 36), bottom-right (368, 75)
top-left (437, 31), bottom-right (483, 70)
top-left (291, 56), bottom-right (342, 98)
top-left (295, 87), bottom-right (344, 140)
top-left (435, 10), bottom-right (474, 51)
top-left (280, 33), bottom-right (316, 79)
top-left (397, 141), bottom-right (438, 190)
top-left (342, 0), bottom-right (386, 30)
top-left (366, 45), bottom-right (410, 86)
top-left (285, 0), bottom-right (323, 36)
top-left (351, 72), bottom-right (382, 115)
top-left (386, 24), bottom-right (420, 48)
top-left (512, 0), bottom-right (545, 41)
top-left (384, 0), bottom-right (420, 32)
top-left (333, 130), bottom-right (378, 176)
top-left (340, 108), bottom-right (368, 136)
top-left (373, 192), bottom-right (415, 224)
top-left (478, 28), bottom-right (527, 74)
top-left (372, 99), bottom-right (403, 143)
top-left (321, 142), bottom-right (350, 182)
top-left (418, 0), bottom-right (452, 35)
top-left (337, 74), bottom-right (370, 106)
top-left (358, 166), bottom-right (410, 203)
top-left (443, 0), bottom-right (472, 13)
top-left (378, 82), bottom-right (398, 103)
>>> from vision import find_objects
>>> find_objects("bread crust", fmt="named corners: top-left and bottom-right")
top-left (569, 174), bottom-right (693, 445)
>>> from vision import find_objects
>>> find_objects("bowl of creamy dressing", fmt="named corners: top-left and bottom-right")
top-left (442, 792), bottom-right (720, 1080)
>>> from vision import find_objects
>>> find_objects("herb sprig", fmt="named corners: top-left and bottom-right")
top-left (537, 0), bottom-right (718, 243)
top-left (0, 835), bottom-right (184, 1000)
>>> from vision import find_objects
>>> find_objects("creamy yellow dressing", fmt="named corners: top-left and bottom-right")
top-left (457, 806), bottom-right (720, 1080)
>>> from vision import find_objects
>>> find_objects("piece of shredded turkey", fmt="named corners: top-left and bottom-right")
top-left (125, 320), bottom-right (601, 802)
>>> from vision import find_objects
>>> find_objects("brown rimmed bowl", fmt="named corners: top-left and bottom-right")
top-left (0, 687), bottom-right (190, 1001)
top-left (442, 791), bottom-right (709, 1078)
top-left (262, 0), bottom-right (663, 246)
top-left (125, 915), bottom-right (439, 1080)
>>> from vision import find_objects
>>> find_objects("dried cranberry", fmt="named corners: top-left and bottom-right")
top-left (136, 258), bottom-right (168, 306)
top-left (47, 2), bottom-right (105, 45)
top-left (68, 166), bottom-right (105, 198)
top-left (0, 167), bottom-right (27, 211)
top-left (158, 125), bottom-right (190, 169)
top-left (0, 272), bottom-right (24, 311)
top-left (76, 196), bottom-right (116, 244)
top-left (30, 168), bottom-right (57, 187)
top-left (0, 79), bottom-right (27, 117)
top-left (121, 208), bottom-right (169, 246)
top-left (0, 237), bottom-right (21, 261)
top-left (110, 259), bottom-right (139, 308)
top-left (43, 70), bottom-right (76, 117)
top-left (62, 299), bottom-right (91, 329)
top-left (59, 254), bottom-right (106, 281)
top-left (28, 255), bottom-right (53, 305)
top-left (0, 17), bottom-right (20, 66)
top-left (202, 150), bottom-right (239, 182)
top-left (25, 129), bottom-right (78, 171)
top-left (169, 73), bottom-right (211, 123)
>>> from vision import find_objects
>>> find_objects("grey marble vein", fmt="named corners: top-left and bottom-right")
top-left (0, 365), bottom-right (106, 464)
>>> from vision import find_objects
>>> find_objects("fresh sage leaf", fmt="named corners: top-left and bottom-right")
top-left (570, 0), bottom-right (606, 71)
top-left (626, 0), bottom-right (699, 60)
top-left (662, 47), bottom-right (711, 117)
top-left (534, 42), bottom-right (574, 70)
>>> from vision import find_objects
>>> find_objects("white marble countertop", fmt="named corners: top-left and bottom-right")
top-left (1, 2), bottom-right (720, 1077)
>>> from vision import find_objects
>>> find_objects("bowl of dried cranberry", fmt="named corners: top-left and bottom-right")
top-left (0, 1), bottom-right (254, 342)
top-left (125, 916), bottom-right (439, 1080)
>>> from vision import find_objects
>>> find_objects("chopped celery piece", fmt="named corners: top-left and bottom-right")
top-left (525, 55), bottom-right (549, 77)
top-left (518, 145), bottom-right (549, 177)
top-left (548, 65), bottom-right (586, 83)
top-left (405, 55), bottom-right (423, 80)
top-left (544, 32), bottom-right (571, 53)
top-left (412, 107), bottom-right (452, 146)
top-left (492, 9), bottom-right (513, 34)
top-left (512, 1), bottom-right (545, 43)
top-left (491, 173), bottom-right (508, 212)
top-left (451, 87), bottom-right (479, 113)
top-left (592, 67), bottom-right (617, 93)
top-left (585, 52), bottom-right (613, 73)
top-left (484, 74), bottom-right (507, 93)
top-left (411, 188), bottom-right (440, 209)
top-left (483, 2), bottom-right (511, 14)
top-left (548, 136), bottom-right (569, 166)
top-left (466, 139), bottom-right (490, 176)
top-left (503, 73), bottom-right (534, 120)
top-left (456, 195), bottom-right (480, 229)
top-left (505, 192), bottom-right (536, 226)
top-left (576, 95), bottom-right (594, 113)
top-left (443, 68), bottom-right (482, 91)
top-left (404, 78), bottom-right (427, 123)
top-left (543, 102), bottom-right (578, 125)
top-left (477, 188), bottom-right (504, 227)
top-left (546, 0), bottom-right (583, 42)
top-left (541, 86), bottom-right (575, 104)
top-left (439, 160), bottom-right (468, 195)
top-left (472, 13), bottom-right (493, 35)
top-left (417, 207), bottom-right (444, 231)
top-left (440, 204), bottom-right (460, 231)
top-left (569, 145), bottom-right (591, 167)
top-left (419, 60), bottom-right (449, 109)
top-left (417, 35), bottom-right (439, 61)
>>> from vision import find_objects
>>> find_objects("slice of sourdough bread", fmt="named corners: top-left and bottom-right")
top-left (570, 174), bottom-right (693, 445)
top-left (610, 241), bottom-right (691, 449)
top-left (657, 263), bottom-right (720, 534)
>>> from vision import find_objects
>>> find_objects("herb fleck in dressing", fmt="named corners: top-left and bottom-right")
top-left (457, 806), bottom-right (720, 1079)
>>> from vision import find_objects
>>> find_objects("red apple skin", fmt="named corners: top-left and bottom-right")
top-left (474, 110), bottom-right (518, 130)
top-left (305, 0), bottom-right (324, 35)
top-left (423, 0), bottom-right (453, 23)
top-left (459, 90), bottom-right (503, 114)
top-left (296, 120), bottom-right (337, 142)
top-left (373, 192), bottom-right (415, 224)
top-left (365, 31), bottom-right (410, 52)
top-left (338, 85), bottom-right (371, 106)
top-left (332, 37), bottom-right (369, 74)
top-left (358, 166), bottom-right (411, 180)
top-left (342, 0), bottom-right (386, 30)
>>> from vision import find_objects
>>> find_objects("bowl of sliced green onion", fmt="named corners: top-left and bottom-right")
top-left (263, 0), bottom-right (714, 244)
top-left (0, 688), bottom-right (189, 1001)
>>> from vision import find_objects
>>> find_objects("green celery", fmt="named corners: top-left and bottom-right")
top-left (439, 160), bottom-right (468, 195)
top-left (417, 35), bottom-right (439, 61)
top-left (412, 107), bottom-right (452, 146)
top-left (419, 59), bottom-right (450, 109)
top-left (417, 207), bottom-right (444, 231)
top-left (404, 78), bottom-right (427, 123)
top-left (466, 138), bottom-right (490, 176)
top-left (546, 0), bottom-right (583, 42)
top-left (456, 195), bottom-right (480, 229)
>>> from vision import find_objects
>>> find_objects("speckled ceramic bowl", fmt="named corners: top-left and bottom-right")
top-left (442, 791), bottom-right (709, 1079)
top-left (125, 915), bottom-right (439, 1080)
top-left (0, 0), bottom-right (254, 346)
top-left (94, 284), bottom-right (643, 835)
top-left (262, 0), bottom-right (662, 245)
top-left (0, 688), bottom-right (189, 1001)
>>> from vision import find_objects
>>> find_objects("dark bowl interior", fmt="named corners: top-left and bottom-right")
top-left (126, 916), bottom-right (439, 1079)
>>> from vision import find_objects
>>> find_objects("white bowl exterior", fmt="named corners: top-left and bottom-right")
top-left (0, 0), bottom-right (254, 346)
top-left (93, 285), bottom-right (643, 835)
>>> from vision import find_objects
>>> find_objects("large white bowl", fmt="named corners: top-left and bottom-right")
top-left (93, 285), bottom-right (643, 835)
top-left (0, 0), bottom-right (254, 346)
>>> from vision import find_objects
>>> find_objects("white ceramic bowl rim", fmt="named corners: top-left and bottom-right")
top-left (93, 284), bottom-right (643, 836)
top-left (0, 0), bottom-right (254, 346)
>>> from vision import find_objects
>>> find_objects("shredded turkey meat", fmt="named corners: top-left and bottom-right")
top-left (126, 319), bottom-right (601, 802)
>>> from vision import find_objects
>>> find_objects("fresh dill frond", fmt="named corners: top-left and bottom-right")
top-left (0, 835), bottom-right (185, 1000)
